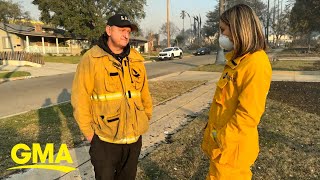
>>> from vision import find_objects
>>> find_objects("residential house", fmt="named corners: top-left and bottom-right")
top-left (0, 22), bottom-right (87, 55)
top-left (130, 36), bottom-right (148, 53)
top-left (0, 22), bottom-right (150, 57)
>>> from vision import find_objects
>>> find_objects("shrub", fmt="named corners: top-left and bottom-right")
top-left (80, 49), bottom-right (89, 56)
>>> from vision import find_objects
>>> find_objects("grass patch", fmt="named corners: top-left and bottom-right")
top-left (191, 64), bottom-right (225, 72)
top-left (271, 60), bottom-right (320, 71)
top-left (137, 81), bottom-right (320, 179)
top-left (44, 56), bottom-right (81, 64)
top-left (192, 61), bottom-right (320, 72)
top-left (0, 103), bottom-right (82, 178)
top-left (0, 80), bottom-right (206, 178)
top-left (142, 52), bottom-right (159, 57)
top-left (0, 71), bottom-right (31, 79)
top-left (183, 52), bottom-right (192, 57)
top-left (149, 81), bottom-right (206, 105)
top-left (276, 48), bottom-right (320, 57)
top-left (142, 52), bottom-right (193, 62)
top-left (142, 56), bottom-right (158, 61)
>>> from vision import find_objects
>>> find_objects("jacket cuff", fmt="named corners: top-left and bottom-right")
top-left (146, 113), bottom-right (152, 120)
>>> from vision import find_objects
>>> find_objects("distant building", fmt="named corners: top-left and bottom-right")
top-left (0, 22), bottom-right (87, 55)
top-left (130, 36), bottom-right (148, 53)
top-left (268, 34), bottom-right (293, 46)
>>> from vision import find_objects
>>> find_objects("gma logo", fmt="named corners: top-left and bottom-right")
top-left (7, 143), bottom-right (75, 173)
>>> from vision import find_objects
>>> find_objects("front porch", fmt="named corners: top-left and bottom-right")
top-left (23, 36), bottom-right (84, 55)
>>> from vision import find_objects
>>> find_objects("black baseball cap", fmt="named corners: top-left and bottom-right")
top-left (107, 14), bottom-right (138, 32)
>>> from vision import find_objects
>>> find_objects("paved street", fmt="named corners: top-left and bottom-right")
top-left (0, 55), bottom-right (215, 118)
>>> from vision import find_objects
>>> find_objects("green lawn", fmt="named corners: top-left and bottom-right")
top-left (271, 60), bottom-right (320, 71)
top-left (192, 60), bottom-right (320, 72)
top-left (0, 71), bottom-right (31, 79)
top-left (44, 56), bottom-right (82, 64)
top-left (191, 64), bottom-right (225, 72)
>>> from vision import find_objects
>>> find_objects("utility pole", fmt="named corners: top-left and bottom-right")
top-left (273, 0), bottom-right (276, 45)
top-left (215, 0), bottom-right (226, 65)
top-left (167, 0), bottom-right (170, 47)
top-left (186, 12), bottom-right (192, 41)
top-left (266, 0), bottom-right (270, 44)
top-left (181, 10), bottom-right (185, 35)
top-left (198, 15), bottom-right (201, 46)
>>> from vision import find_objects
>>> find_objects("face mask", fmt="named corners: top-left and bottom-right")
top-left (219, 34), bottom-right (234, 51)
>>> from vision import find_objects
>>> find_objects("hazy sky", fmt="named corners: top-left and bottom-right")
top-left (13, 0), bottom-right (217, 34)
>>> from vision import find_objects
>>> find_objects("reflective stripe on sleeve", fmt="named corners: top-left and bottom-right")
top-left (98, 135), bottom-right (140, 144)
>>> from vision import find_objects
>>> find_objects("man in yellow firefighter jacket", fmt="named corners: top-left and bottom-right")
top-left (71, 14), bottom-right (153, 180)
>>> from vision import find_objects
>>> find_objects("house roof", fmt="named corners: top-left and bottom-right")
top-left (0, 23), bottom-right (147, 42)
top-left (0, 23), bottom-right (71, 39)
top-left (130, 36), bottom-right (148, 43)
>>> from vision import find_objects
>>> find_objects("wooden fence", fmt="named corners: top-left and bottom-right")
top-left (0, 51), bottom-right (44, 65)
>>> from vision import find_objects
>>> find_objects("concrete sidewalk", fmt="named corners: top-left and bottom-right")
top-left (272, 71), bottom-right (320, 82)
top-left (0, 62), bottom-right (77, 79)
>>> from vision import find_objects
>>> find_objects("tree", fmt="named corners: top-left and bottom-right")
top-left (175, 34), bottom-right (186, 46)
top-left (290, 0), bottom-right (320, 49)
top-left (0, 0), bottom-right (30, 22)
top-left (269, 3), bottom-right (291, 45)
top-left (290, 0), bottom-right (320, 35)
top-left (225, 0), bottom-right (267, 22)
top-left (203, 6), bottom-right (219, 38)
top-left (154, 33), bottom-right (160, 46)
top-left (32, 0), bottom-right (147, 43)
top-left (204, 1), bottom-right (267, 39)
top-left (159, 21), bottom-right (179, 41)
top-left (180, 10), bottom-right (187, 33)
top-left (0, 0), bottom-right (31, 52)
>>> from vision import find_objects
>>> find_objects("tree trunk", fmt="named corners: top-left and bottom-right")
top-left (215, 0), bottom-right (226, 65)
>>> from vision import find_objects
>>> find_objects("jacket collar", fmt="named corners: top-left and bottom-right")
top-left (90, 45), bottom-right (144, 63)
top-left (225, 51), bottom-right (250, 69)
top-left (91, 45), bottom-right (109, 58)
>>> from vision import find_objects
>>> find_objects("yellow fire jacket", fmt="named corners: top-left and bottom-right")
top-left (71, 45), bottom-right (153, 144)
top-left (202, 50), bottom-right (272, 167)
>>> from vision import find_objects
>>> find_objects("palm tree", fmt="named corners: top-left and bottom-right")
top-left (180, 10), bottom-right (186, 34)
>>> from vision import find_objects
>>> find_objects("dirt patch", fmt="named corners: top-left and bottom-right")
top-left (149, 81), bottom-right (207, 105)
top-left (268, 81), bottom-right (320, 116)
top-left (137, 109), bottom-right (209, 180)
top-left (137, 82), bottom-right (320, 179)
top-left (253, 99), bottom-right (319, 179)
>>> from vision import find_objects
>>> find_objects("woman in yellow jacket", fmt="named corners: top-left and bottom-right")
top-left (202, 4), bottom-right (272, 180)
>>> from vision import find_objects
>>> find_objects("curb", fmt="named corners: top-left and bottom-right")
top-left (0, 75), bottom-right (35, 83)
top-left (144, 60), bottom-right (156, 64)
top-left (149, 71), bottom-right (184, 81)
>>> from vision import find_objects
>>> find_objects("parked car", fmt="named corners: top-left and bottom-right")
top-left (193, 47), bottom-right (211, 56)
top-left (158, 47), bottom-right (183, 60)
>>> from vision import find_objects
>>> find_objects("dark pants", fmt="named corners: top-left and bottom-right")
top-left (89, 134), bottom-right (142, 180)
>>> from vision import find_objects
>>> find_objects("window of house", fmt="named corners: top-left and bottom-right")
top-left (2, 37), bottom-right (12, 49)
